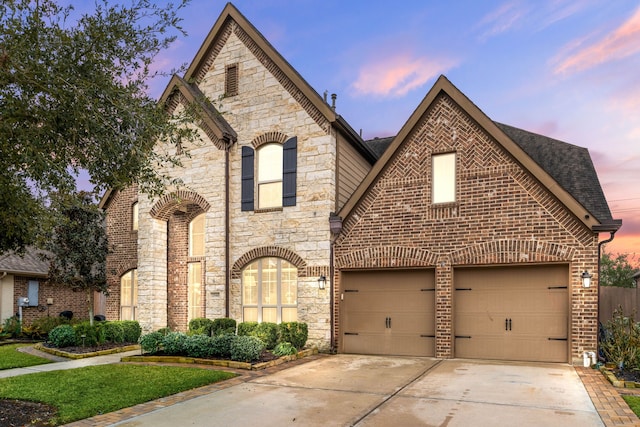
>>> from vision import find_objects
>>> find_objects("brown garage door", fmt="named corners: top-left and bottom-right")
top-left (455, 265), bottom-right (569, 363)
top-left (341, 269), bottom-right (435, 356)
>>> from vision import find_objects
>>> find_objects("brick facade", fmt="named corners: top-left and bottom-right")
top-left (12, 276), bottom-right (89, 324)
top-left (333, 92), bottom-right (601, 364)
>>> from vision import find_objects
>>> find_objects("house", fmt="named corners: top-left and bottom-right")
top-left (0, 248), bottom-right (88, 324)
top-left (101, 3), bottom-right (620, 364)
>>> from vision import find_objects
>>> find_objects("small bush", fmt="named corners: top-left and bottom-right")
top-left (74, 322), bottom-right (100, 347)
top-left (120, 321), bottom-right (142, 343)
top-left (184, 334), bottom-right (215, 358)
top-left (140, 331), bottom-right (164, 354)
top-left (49, 324), bottom-right (77, 348)
top-left (252, 322), bottom-right (278, 350)
top-left (1, 317), bottom-right (22, 339)
top-left (211, 334), bottom-right (235, 358)
top-left (601, 307), bottom-right (640, 369)
top-left (273, 342), bottom-right (297, 357)
top-left (237, 321), bottom-right (258, 337)
top-left (278, 322), bottom-right (308, 349)
top-left (101, 322), bottom-right (125, 343)
top-left (230, 335), bottom-right (265, 362)
top-left (188, 318), bottom-right (213, 336)
top-left (29, 316), bottom-right (66, 338)
top-left (212, 318), bottom-right (237, 336)
top-left (162, 331), bottom-right (188, 355)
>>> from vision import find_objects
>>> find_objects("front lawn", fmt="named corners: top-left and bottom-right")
top-left (0, 364), bottom-right (236, 425)
top-left (0, 344), bottom-right (52, 370)
top-left (622, 395), bottom-right (640, 418)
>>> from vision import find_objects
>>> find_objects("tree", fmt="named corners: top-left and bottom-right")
top-left (43, 192), bottom-right (108, 324)
top-left (600, 250), bottom-right (638, 288)
top-left (0, 0), bottom-right (198, 253)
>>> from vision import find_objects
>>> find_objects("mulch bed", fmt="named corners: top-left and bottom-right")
top-left (0, 399), bottom-right (57, 427)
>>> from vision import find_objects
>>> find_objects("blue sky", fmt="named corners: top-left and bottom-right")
top-left (80, 0), bottom-right (640, 259)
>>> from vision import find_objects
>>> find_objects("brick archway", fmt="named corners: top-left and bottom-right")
top-left (149, 190), bottom-right (210, 221)
top-left (231, 246), bottom-right (307, 279)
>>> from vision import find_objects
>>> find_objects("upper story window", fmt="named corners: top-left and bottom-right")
top-left (132, 202), bottom-right (138, 231)
top-left (241, 137), bottom-right (297, 211)
top-left (225, 63), bottom-right (238, 97)
top-left (189, 213), bottom-right (205, 257)
top-left (432, 152), bottom-right (456, 204)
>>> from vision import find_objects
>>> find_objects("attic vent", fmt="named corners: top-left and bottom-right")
top-left (225, 63), bottom-right (238, 97)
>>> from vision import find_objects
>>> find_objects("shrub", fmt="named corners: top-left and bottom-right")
top-left (101, 322), bottom-right (125, 343)
top-left (273, 342), bottom-right (297, 357)
top-left (162, 331), bottom-right (188, 355)
top-left (212, 318), bottom-right (237, 336)
top-left (184, 334), bottom-right (215, 358)
top-left (1, 317), bottom-right (22, 339)
top-left (140, 331), bottom-right (164, 354)
top-left (49, 324), bottom-right (77, 348)
top-left (278, 322), bottom-right (308, 349)
top-left (600, 307), bottom-right (640, 369)
top-left (252, 322), bottom-right (278, 350)
top-left (29, 316), bottom-right (66, 338)
top-left (74, 322), bottom-right (100, 347)
top-left (188, 318), bottom-right (213, 336)
top-left (237, 322), bottom-right (258, 337)
top-left (120, 321), bottom-right (142, 343)
top-left (211, 334), bottom-right (235, 358)
top-left (230, 335), bottom-right (265, 362)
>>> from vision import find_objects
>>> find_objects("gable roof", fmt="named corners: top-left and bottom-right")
top-left (340, 75), bottom-right (620, 232)
top-left (173, 2), bottom-right (376, 163)
top-left (0, 247), bottom-right (49, 278)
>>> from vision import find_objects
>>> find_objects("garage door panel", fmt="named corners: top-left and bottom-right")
top-left (454, 265), bottom-right (569, 363)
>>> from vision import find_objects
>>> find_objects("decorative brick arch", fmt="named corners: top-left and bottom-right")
top-left (251, 131), bottom-right (289, 149)
top-left (335, 246), bottom-right (438, 269)
top-left (450, 239), bottom-right (576, 265)
top-left (231, 246), bottom-right (307, 279)
top-left (149, 190), bottom-right (211, 221)
top-left (114, 260), bottom-right (138, 279)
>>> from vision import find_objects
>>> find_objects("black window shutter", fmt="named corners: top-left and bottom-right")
top-left (241, 146), bottom-right (254, 211)
top-left (282, 137), bottom-right (297, 206)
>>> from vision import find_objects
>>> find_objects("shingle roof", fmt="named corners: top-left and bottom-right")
top-left (0, 247), bottom-right (49, 277)
top-left (494, 122), bottom-right (613, 223)
top-left (363, 123), bottom-right (613, 223)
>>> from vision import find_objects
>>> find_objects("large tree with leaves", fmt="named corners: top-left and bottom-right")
top-left (600, 250), bottom-right (638, 288)
top-left (0, 0), bottom-right (197, 253)
top-left (43, 192), bottom-right (108, 324)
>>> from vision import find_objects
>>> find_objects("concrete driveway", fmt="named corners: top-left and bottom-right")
top-left (111, 355), bottom-right (603, 427)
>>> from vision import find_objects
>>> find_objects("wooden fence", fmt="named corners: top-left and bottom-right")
top-left (599, 286), bottom-right (640, 323)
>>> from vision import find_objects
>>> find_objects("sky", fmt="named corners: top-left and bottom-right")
top-left (81, 0), bottom-right (640, 262)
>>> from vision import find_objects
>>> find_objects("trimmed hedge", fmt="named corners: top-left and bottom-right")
top-left (237, 321), bottom-right (258, 337)
top-left (278, 322), bottom-right (308, 349)
top-left (252, 322), bottom-right (278, 350)
top-left (230, 335), bottom-right (265, 362)
top-left (184, 334), bottom-right (216, 358)
top-left (140, 331), bottom-right (164, 354)
top-left (162, 331), bottom-right (188, 355)
top-left (47, 320), bottom-right (142, 349)
top-left (48, 325), bottom-right (77, 348)
top-left (188, 318), bottom-right (213, 336)
top-left (212, 318), bottom-right (237, 336)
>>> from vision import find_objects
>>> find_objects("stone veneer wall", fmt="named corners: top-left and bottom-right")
top-left (333, 94), bottom-right (600, 364)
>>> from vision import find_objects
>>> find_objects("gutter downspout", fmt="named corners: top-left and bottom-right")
top-left (225, 143), bottom-right (231, 318)
top-left (597, 230), bottom-right (617, 360)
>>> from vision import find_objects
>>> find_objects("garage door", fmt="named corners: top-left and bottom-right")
top-left (341, 269), bottom-right (435, 356)
top-left (455, 265), bottom-right (569, 363)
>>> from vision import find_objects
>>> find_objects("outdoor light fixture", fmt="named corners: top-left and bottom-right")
top-left (318, 275), bottom-right (327, 290)
top-left (581, 271), bottom-right (592, 288)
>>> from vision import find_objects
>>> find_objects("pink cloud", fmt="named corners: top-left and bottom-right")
top-left (554, 6), bottom-right (640, 74)
top-left (476, 1), bottom-right (528, 41)
top-left (351, 54), bottom-right (457, 97)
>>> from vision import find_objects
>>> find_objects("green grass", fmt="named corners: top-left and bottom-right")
top-left (622, 395), bottom-right (640, 418)
top-left (0, 364), bottom-right (236, 425)
top-left (0, 344), bottom-right (52, 370)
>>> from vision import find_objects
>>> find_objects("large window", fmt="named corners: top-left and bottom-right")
top-left (432, 152), bottom-right (456, 204)
top-left (120, 269), bottom-right (138, 320)
top-left (242, 258), bottom-right (297, 323)
top-left (189, 213), bottom-right (205, 257)
top-left (257, 144), bottom-right (283, 209)
top-left (188, 214), bottom-right (205, 321)
top-left (132, 202), bottom-right (138, 231)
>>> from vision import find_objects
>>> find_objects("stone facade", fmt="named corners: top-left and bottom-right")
top-left (333, 91), bottom-right (602, 364)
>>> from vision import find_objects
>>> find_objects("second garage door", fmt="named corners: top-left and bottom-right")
top-left (341, 269), bottom-right (435, 357)
top-left (454, 265), bottom-right (569, 363)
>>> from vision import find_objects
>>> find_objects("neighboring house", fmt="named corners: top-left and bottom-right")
top-left (0, 248), bottom-right (88, 324)
top-left (102, 3), bottom-right (620, 364)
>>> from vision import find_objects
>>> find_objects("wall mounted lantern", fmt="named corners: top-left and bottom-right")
top-left (581, 271), bottom-right (592, 288)
top-left (318, 275), bottom-right (327, 290)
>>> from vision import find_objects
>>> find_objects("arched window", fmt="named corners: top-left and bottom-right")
top-left (257, 143), bottom-right (283, 209)
top-left (188, 213), bottom-right (205, 321)
top-left (120, 269), bottom-right (137, 320)
top-left (242, 258), bottom-right (297, 323)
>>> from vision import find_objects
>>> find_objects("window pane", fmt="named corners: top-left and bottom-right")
top-left (262, 258), bottom-right (277, 305)
top-left (243, 263), bottom-right (258, 305)
top-left (188, 262), bottom-right (202, 321)
top-left (120, 269), bottom-right (137, 321)
top-left (121, 272), bottom-right (132, 306)
top-left (244, 307), bottom-right (258, 322)
top-left (282, 307), bottom-right (297, 322)
top-left (433, 153), bottom-right (456, 203)
top-left (258, 182), bottom-right (282, 209)
top-left (258, 144), bottom-right (282, 181)
top-left (262, 307), bottom-right (277, 323)
top-left (121, 307), bottom-right (132, 321)
top-left (132, 202), bottom-right (139, 231)
top-left (189, 214), bottom-right (205, 257)
top-left (281, 261), bottom-right (297, 305)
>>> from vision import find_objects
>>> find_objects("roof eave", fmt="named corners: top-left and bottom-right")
top-left (592, 220), bottom-right (623, 233)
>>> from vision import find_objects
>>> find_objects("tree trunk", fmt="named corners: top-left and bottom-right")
top-left (87, 288), bottom-right (94, 326)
